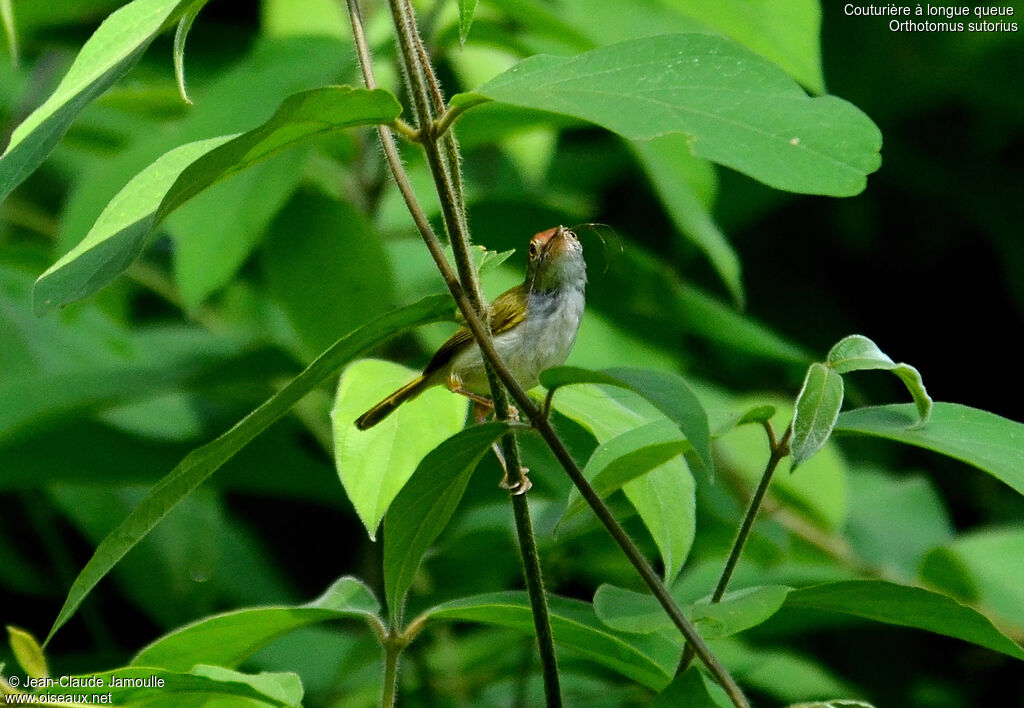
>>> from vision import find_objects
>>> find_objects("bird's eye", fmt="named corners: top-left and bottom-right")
top-left (529, 243), bottom-right (539, 257)
top-left (568, 230), bottom-right (578, 241)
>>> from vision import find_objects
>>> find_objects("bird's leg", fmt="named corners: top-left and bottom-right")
top-left (493, 442), bottom-right (532, 495)
top-left (447, 381), bottom-right (519, 422)
top-left (447, 379), bottom-right (529, 493)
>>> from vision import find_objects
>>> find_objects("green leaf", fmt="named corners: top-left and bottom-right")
top-left (542, 366), bottom-right (712, 473)
top-left (633, 136), bottom-right (742, 306)
top-left (790, 363), bottom-right (844, 468)
top-left (621, 458), bottom-right (696, 585)
top-left (171, 147), bottom-right (308, 308)
top-left (920, 526), bottom-right (1024, 635)
top-left (35, 666), bottom-right (302, 707)
top-left (7, 626), bottom-right (48, 679)
top-left (455, 34), bottom-right (880, 196)
top-left (785, 580), bottom-right (1024, 661)
top-left (846, 469), bottom-right (953, 577)
top-left (1, 0), bottom-right (17, 66)
top-left (654, 668), bottom-right (732, 708)
top-left (0, 0), bottom-right (198, 202)
top-left (426, 591), bottom-right (678, 690)
top-left (594, 584), bottom-right (789, 639)
top-left (826, 334), bottom-right (932, 426)
top-left (265, 191), bottom-right (395, 358)
top-left (835, 403), bottom-right (1024, 497)
top-left (457, 0), bottom-right (478, 44)
top-left (33, 86), bottom-right (402, 315)
top-left (173, 1), bottom-right (204, 105)
top-left (383, 423), bottom-right (509, 622)
top-left (132, 577), bottom-right (380, 671)
top-left (44, 294), bottom-right (454, 645)
top-left (560, 419), bottom-right (691, 530)
top-left (333, 359), bottom-right (468, 538)
top-left (664, 0), bottom-right (824, 93)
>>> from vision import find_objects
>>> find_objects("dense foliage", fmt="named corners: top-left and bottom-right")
top-left (1, 1), bottom-right (1022, 706)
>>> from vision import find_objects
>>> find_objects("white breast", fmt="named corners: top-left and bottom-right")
top-left (449, 286), bottom-right (585, 394)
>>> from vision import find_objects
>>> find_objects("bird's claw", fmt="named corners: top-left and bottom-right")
top-left (499, 467), bottom-right (532, 496)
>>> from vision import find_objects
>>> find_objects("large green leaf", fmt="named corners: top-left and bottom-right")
top-left (0, 0), bottom-right (197, 202)
top-left (383, 423), bottom-right (509, 623)
top-left (132, 577), bottom-right (380, 671)
top-left (333, 359), bottom-right (468, 538)
top-left (35, 666), bottom-right (302, 707)
top-left (33, 86), bottom-right (401, 315)
top-left (785, 580), bottom-right (1024, 661)
top-left (44, 294), bottom-right (454, 645)
top-left (455, 34), bottom-right (880, 196)
top-left (426, 591), bottom-right (679, 690)
top-left (835, 403), bottom-right (1024, 497)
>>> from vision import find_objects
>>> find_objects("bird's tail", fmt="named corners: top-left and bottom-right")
top-left (355, 375), bottom-right (429, 430)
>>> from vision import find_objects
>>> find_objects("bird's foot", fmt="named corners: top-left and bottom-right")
top-left (499, 467), bottom-right (532, 496)
top-left (491, 441), bottom-right (532, 495)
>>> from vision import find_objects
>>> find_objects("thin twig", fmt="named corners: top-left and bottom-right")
top-left (679, 421), bottom-right (792, 675)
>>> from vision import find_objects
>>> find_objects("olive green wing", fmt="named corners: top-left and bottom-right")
top-left (422, 284), bottom-right (527, 376)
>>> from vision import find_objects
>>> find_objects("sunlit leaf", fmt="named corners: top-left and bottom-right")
top-left (542, 366), bottom-right (712, 473)
top-left (457, 0), bottom-right (478, 44)
top-left (7, 626), bottom-right (48, 679)
top-left (333, 359), bottom-right (468, 538)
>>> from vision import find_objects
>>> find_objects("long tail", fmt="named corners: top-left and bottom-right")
top-left (355, 375), bottom-right (429, 430)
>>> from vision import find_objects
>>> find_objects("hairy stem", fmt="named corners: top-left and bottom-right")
top-left (381, 631), bottom-right (401, 708)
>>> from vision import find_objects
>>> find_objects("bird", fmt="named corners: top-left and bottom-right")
top-left (355, 225), bottom-right (587, 433)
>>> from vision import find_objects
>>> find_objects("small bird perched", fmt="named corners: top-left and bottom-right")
top-left (355, 225), bottom-right (587, 431)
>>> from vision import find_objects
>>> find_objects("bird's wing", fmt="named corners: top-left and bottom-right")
top-left (422, 284), bottom-right (527, 377)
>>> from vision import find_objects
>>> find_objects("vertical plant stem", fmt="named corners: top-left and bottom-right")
top-left (510, 492), bottom-right (562, 707)
top-left (678, 420), bottom-right (792, 674)
top-left (381, 633), bottom-right (401, 708)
